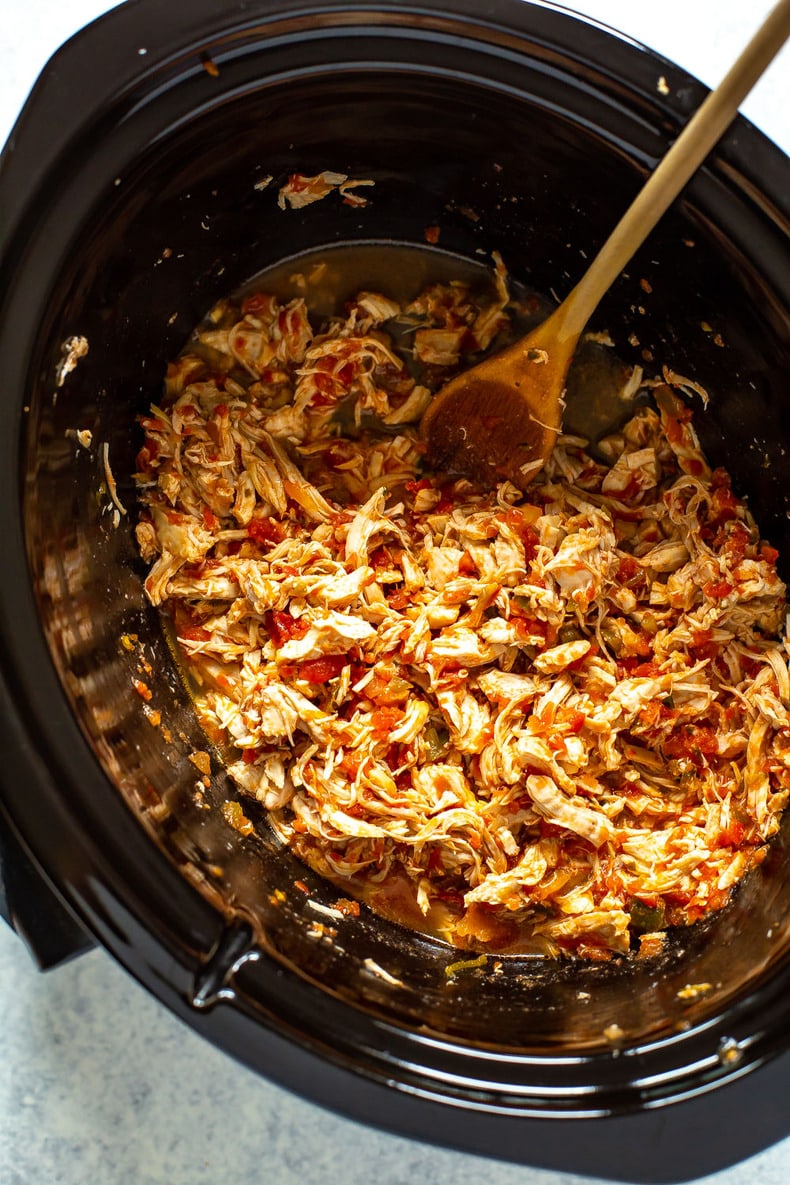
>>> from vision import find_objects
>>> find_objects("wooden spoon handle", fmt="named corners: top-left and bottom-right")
top-left (557, 0), bottom-right (790, 341)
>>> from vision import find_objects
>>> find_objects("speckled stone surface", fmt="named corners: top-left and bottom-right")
top-left (1, 4), bottom-right (788, 1183)
top-left (6, 921), bottom-right (790, 1185)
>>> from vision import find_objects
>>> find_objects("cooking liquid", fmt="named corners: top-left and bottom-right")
top-left (229, 241), bottom-right (641, 445)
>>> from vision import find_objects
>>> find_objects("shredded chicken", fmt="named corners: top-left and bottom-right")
top-left (134, 272), bottom-right (790, 961)
top-left (277, 171), bottom-right (375, 210)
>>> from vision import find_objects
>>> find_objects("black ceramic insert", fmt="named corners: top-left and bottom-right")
top-left (1, 2), bottom-right (789, 1179)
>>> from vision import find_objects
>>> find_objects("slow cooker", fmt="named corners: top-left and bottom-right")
top-left (1, 1), bottom-right (790, 1179)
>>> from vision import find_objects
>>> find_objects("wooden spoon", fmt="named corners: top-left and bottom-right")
top-left (421, 0), bottom-right (790, 488)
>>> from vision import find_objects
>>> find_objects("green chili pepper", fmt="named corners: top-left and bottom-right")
top-left (423, 723), bottom-right (450, 761)
top-left (558, 623), bottom-right (585, 644)
top-left (629, 898), bottom-right (667, 933)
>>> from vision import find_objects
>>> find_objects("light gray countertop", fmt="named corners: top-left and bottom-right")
top-left (1, 3), bottom-right (788, 1183)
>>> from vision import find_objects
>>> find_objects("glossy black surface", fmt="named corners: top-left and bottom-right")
top-left (0, 1), bottom-right (789, 1178)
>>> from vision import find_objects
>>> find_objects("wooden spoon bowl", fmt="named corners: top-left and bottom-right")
top-left (421, 305), bottom-right (575, 487)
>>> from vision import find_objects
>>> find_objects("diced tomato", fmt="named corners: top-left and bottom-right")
top-left (617, 657), bottom-right (660, 678)
top-left (637, 698), bottom-right (677, 731)
top-left (689, 628), bottom-right (719, 662)
top-left (248, 517), bottom-right (286, 546)
top-left (722, 524), bottom-right (751, 566)
top-left (708, 884), bottom-right (734, 911)
top-left (513, 607), bottom-right (550, 637)
top-left (664, 725), bottom-right (718, 764)
top-left (715, 821), bottom-right (747, 849)
top-left (760, 543), bottom-right (780, 565)
top-left (637, 700), bottom-right (660, 729)
top-left (387, 589), bottom-right (411, 611)
top-left (616, 555), bottom-right (642, 584)
top-left (297, 655), bottom-right (346, 683)
top-left (405, 478), bottom-right (432, 496)
top-left (335, 898), bottom-right (361, 918)
top-left (267, 610), bottom-right (308, 648)
top-left (202, 506), bottom-right (219, 530)
top-left (703, 579), bottom-right (733, 600)
top-left (691, 727), bottom-right (719, 756)
top-left (562, 709), bottom-right (586, 733)
top-left (458, 552), bottom-right (478, 576)
top-left (179, 624), bottom-right (212, 642)
top-left (371, 707), bottom-right (404, 738)
top-left (635, 660), bottom-right (661, 677)
top-left (340, 752), bottom-right (363, 778)
top-left (369, 545), bottom-right (393, 569)
top-left (241, 748), bottom-right (261, 765)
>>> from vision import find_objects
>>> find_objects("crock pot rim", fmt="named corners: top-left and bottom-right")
top-left (3, 0), bottom-right (789, 241)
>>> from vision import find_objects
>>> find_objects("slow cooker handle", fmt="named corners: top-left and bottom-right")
top-left (0, 812), bottom-right (94, 970)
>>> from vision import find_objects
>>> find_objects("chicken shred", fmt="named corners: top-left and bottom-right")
top-left (134, 275), bottom-right (790, 960)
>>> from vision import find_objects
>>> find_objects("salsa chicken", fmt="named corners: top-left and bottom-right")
top-left (134, 269), bottom-right (790, 959)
